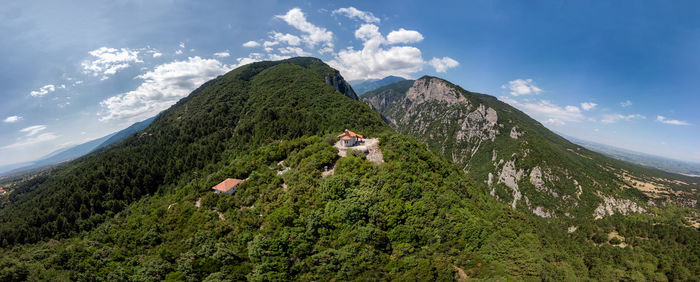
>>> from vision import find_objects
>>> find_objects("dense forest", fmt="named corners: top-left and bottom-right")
top-left (0, 58), bottom-right (698, 280)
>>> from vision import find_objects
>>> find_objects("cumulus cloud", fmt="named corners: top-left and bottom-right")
top-left (30, 84), bottom-right (57, 97)
top-left (3, 116), bottom-right (22, 123)
top-left (270, 32), bottom-right (302, 46)
top-left (82, 47), bottom-right (142, 80)
top-left (242, 41), bottom-right (260, 48)
top-left (600, 113), bottom-right (645, 124)
top-left (237, 8), bottom-right (458, 80)
top-left (620, 100), bottom-right (632, 107)
top-left (213, 52), bottom-right (231, 58)
top-left (277, 47), bottom-right (311, 56)
top-left (429, 57), bottom-right (459, 73)
top-left (332, 7), bottom-right (380, 23)
top-left (20, 125), bottom-right (47, 136)
top-left (500, 97), bottom-right (585, 124)
top-left (502, 79), bottom-right (542, 96)
top-left (656, 115), bottom-right (690, 125)
top-left (99, 56), bottom-right (231, 121)
top-left (152, 52), bottom-right (162, 58)
top-left (175, 50), bottom-right (183, 55)
top-left (581, 102), bottom-right (597, 111)
top-left (276, 8), bottom-right (333, 49)
top-left (386, 28), bottom-right (424, 44)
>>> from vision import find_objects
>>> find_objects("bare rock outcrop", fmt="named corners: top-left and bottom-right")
top-left (593, 194), bottom-right (646, 219)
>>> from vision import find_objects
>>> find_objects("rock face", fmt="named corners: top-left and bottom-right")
top-left (325, 71), bottom-right (359, 100)
top-left (594, 194), bottom-right (647, 219)
top-left (405, 77), bottom-right (467, 105)
top-left (497, 160), bottom-right (524, 209)
top-left (361, 75), bottom-right (661, 219)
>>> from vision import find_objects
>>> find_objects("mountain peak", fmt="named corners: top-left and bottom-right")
top-left (406, 75), bottom-right (467, 104)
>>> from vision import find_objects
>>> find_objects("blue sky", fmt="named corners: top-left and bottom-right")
top-left (1, 0), bottom-right (699, 167)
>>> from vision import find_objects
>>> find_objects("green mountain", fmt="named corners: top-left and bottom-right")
top-left (0, 58), bottom-right (698, 281)
top-left (362, 76), bottom-right (700, 218)
top-left (350, 75), bottom-right (406, 95)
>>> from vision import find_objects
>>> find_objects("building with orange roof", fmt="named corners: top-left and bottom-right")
top-left (337, 129), bottom-right (363, 147)
top-left (212, 178), bottom-right (243, 194)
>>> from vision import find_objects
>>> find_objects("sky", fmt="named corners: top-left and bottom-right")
top-left (1, 0), bottom-right (699, 167)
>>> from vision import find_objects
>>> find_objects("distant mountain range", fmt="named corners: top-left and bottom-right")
top-left (350, 75), bottom-right (406, 95)
top-left (562, 134), bottom-right (700, 177)
top-left (0, 116), bottom-right (154, 176)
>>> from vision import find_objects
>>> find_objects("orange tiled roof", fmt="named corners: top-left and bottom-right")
top-left (337, 130), bottom-right (363, 139)
top-left (342, 136), bottom-right (352, 141)
top-left (212, 178), bottom-right (243, 192)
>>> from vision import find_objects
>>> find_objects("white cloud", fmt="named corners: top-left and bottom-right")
top-left (0, 132), bottom-right (58, 149)
top-left (152, 52), bottom-right (162, 58)
top-left (233, 53), bottom-right (265, 68)
top-left (601, 113), bottom-right (645, 124)
top-left (238, 8), bottom-right (457, 80)
top-left (500, 97), bottom-right (585, 123)
top-left (3, 116), bottom-right (22, 123)
top-left (73, 80), bottom-right (84, 86)
top-left (213, 52), bottom-right (231, 58)
top-left (544, 118), bottom-right (566, 126)
top-left (20, 125), bottom-right (47, 136)
top-left (277, 47), bottom-right (311, 56)
top-left (429, 57), bottom-right (459, 73)
top-left (581, 102), bottom-right (597, 111)
top-left (276, 8), bottom-right (333, 49)
top-left (30, 84), bottom-right (56, 97)
top-left (502, 79), bottom-right (542, 96)
top-left (270, 32), bottom-right (302, 46)
top-left (620, 100), bottom-right (632, 107)
top-left (82, 47), bottom-right (142, 80)
top-left (242, 41), bottom-right (260, 48)
top-left (179, 42), bottom-right (185, 49)
top-left (656, 115), bottom-right (690, 126)
top-left (386, 28), bottom-right (424, 44)
top-left (332, 7), bottom-right (380, 23)
top-left (99, 56), bottom-right (231, 121)
top-left (175, 50), bottom-right (183, 55)
top-left (328, 23), bottom-right (424, 80)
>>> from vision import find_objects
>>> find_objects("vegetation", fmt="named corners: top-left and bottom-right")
top-left (0, 58), bottom-right (697, 280)
top-left (362, 76), bottom-right (700, 218)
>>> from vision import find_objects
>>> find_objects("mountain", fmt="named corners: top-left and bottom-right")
top-left (351, 75), bottom-right (406, 95)
top-left (563, 134), bottom-right (700, 176)
top-left (92, 116), bottom-right (156, 152)
top-left (0, 134), bottom-right (115, 176)
top-left (0, 57), bottom-right (387, 246)
top-left (0, 58), bottom-right (698, 280)
top-left (363, 76), bottom-right (700, 218)
top-left (0, 117), bottom-right (155, 177)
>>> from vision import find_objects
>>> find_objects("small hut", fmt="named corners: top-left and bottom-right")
top-left (212, 178), bottom-right (243, 194)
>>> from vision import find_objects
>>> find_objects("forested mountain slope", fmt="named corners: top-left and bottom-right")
top-left (0, 58), bottom-right (697, 281)
top-left (363, 76), bottom-right (699, 219)
top-left (0, 57), bottom-right (385, 245)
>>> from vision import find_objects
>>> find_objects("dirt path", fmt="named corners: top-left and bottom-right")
top-left (453, 265), bottom-right (468, 281)
top-left (333, 138), bottom-right (383, 164)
